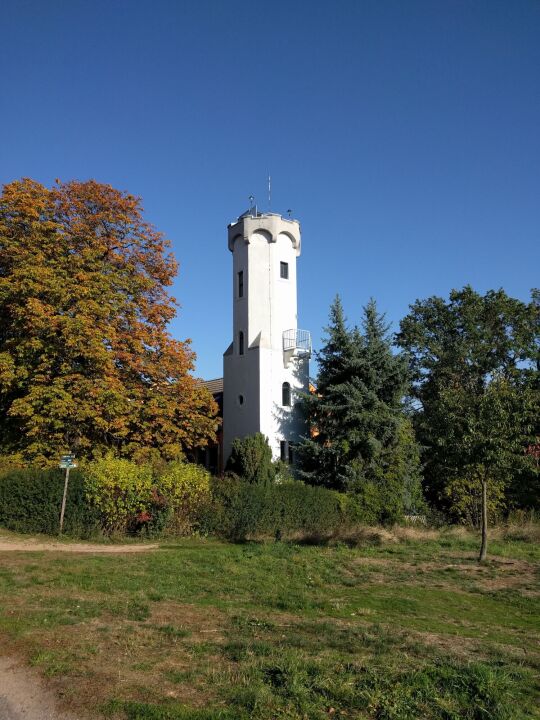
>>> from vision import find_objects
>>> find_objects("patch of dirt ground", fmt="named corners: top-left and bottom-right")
top-left (0, 601), bottom-right (229, 716)
top-left (0, 656), bottom-right (82, 720)
top-left (349, 553), bottom-right (538, 592)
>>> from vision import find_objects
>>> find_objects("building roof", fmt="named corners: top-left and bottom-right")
top-left (238, 207), bottom-right (262, 219)
top-left (198, 377), bottom-right (224, 394)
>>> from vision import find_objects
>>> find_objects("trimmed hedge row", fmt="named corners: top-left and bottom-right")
top-left (204, 477), bottom-right (357, 542)
top-left (0, 468), bottom-right (100, 537)
top-left (0, 466), bottom-right (360, 541)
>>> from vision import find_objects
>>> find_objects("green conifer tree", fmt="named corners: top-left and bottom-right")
top-left (299, 296), bottom-right (355, 490)
top-left (226, 433), bottom-right (275, 485)
top-left (299, 297), bottom-right (422, 522)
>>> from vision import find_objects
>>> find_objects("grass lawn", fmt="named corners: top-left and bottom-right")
top-left (0, 528), bottom-right (538, 719)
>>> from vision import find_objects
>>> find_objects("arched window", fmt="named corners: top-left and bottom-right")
top-left (282, 381), bottom-right (291, 406)
top-left (239, 331), bottom-right (244, 355)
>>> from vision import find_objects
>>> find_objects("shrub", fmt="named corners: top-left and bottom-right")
top-left (0, 467), bottom-right (99, 537)
top-left (0, 457), bottom-right (213, 539)
top-left (0, 453), bottom-right (25, 474)
top-left (158, 461), bottom-right (212, 535)
top-left (445, 472), bottom-right (505, 527)
top-left (344, 421), bottom-right (425, 526)
top-left (273, 460), bottom-right (294, 484)
top-left (226, 434), bottom-right (275, 484)
top-left (205, 478), bottom-right (353, 542)
top-left (84, 455), bottom-right (153, 533)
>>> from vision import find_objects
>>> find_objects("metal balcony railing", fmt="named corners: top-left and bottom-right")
top-left (283, 329), bottom-right (312, 356)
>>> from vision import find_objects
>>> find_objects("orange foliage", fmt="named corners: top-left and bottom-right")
top-left (0, 178), bottom-right (217, 463)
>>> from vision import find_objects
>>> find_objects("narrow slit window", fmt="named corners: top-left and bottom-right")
top-left (280, 261), bottom-right (289, 279)
top-left (288, 443), bottom-right (295, 466)
top-left (280, 440), bottom-right (288, 463)
top-left (239, 331), bottom-right (244, 355)
top-left (238, 270), bottom-right (244, 298)
top-left (282, 382), bottom-right (291, 407)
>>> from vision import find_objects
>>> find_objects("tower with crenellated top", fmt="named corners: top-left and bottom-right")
top-left (223, 206), bottom-right (311, 464)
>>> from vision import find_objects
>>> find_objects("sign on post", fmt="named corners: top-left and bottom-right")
top-left (59, 454), bottom-right (77, 534)
top-left (59, 454), bottom-right (77, 469)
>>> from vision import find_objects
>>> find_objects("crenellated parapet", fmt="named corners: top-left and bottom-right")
top-left (227, 212), bottom-right (301, 255)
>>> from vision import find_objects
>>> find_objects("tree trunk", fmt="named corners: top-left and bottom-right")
top-left (478, 476), bottom-right (488, 563)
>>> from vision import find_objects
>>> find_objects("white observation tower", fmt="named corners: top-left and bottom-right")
top-left (223, 206), bottom-right (311, 464)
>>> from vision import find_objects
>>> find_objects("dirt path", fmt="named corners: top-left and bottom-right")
top-left (0, 657), bottom-right (81, 720)
top-left (0, 538), bottom-right (158, 553)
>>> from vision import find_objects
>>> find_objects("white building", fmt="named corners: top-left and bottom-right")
top-left (222, 207), bottom-right (311, 464)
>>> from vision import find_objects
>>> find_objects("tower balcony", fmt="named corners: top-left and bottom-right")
top-left (283, 329), bottom-right (312, 357)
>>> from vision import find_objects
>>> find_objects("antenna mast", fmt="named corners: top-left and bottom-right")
top-left (268, 174), bottom-right (271, 211)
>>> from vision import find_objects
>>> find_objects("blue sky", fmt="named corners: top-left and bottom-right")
top-left (2, 0), bottom-right (539, 380)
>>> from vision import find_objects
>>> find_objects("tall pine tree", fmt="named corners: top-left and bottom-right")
top-left (299, 297), bottom-right (422, 522)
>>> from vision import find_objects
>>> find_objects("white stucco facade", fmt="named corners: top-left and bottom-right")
top-left (223, 210), bottom-right (310, 463)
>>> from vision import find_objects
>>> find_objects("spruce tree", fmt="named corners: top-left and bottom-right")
top-left (299, 297), bottom-right (422, 522)
top-left (299, 296), bottom-right (356, 490)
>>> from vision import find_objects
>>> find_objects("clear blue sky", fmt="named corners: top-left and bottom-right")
top-left (2, 0), bottom-right (539, 380)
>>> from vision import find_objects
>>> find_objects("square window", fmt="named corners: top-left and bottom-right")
top-left (280, 261), bottom-right (289, 279)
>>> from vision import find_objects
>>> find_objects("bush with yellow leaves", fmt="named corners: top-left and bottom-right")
top-left (84, 455), bottom-right (154, 534)
top-left (157, 461), bottom-right (212, 535)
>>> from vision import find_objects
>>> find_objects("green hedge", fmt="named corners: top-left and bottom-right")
top-left (0, 468), bottom-right (100, 537)
top-left (204, 478), bottom-right (356, 542)
top-left (0, 466), bottom-right (364, 543)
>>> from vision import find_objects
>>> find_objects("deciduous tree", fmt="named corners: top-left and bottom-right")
top-left (0, 178), bottom-right (217, 463)
top-left (397, 286), bottom-right (539, 559)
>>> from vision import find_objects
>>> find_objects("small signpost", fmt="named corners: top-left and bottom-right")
top-left (59, 454), bottom-right (77, 535)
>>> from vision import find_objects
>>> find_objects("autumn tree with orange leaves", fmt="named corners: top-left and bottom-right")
top-left (0, 178), bottom-right (217, 464)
